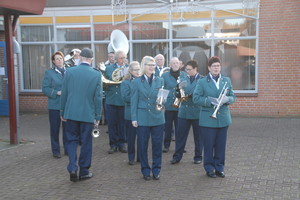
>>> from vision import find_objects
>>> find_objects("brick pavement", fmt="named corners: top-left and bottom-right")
top-left (0, 113), bottom-right (299, 199)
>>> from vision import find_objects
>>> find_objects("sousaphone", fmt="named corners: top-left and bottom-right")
top-left (100, 29), bottom-right (129, 85)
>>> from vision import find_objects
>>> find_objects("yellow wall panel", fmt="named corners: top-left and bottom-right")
top-left (132, 13), bottom-right (169, 21)
top-left (94, 15), bottom-right (127, 22)
top-left (56, 16), bottom-right (90, 23)
top-left (215, 9), bottom-right (243, 17)
top-left (19, 17), bottom-right (53, 24)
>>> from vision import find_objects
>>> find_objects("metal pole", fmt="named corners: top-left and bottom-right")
top-left (4, 14), bottom-right (18, 144)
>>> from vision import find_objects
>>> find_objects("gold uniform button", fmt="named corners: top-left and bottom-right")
top-left (115, 92), bottom-right (118, 94)
top-left (148, 110), bottom-right (151, 112)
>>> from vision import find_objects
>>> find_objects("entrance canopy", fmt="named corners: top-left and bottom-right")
top-left (0, 0), bottom-right (46, 15)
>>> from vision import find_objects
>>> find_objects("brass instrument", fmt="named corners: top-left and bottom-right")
top-left (172, 80), bottom-right (188, 108)
top-left (100, 29), bottom-right (129, 85)
top-left (92, 121), bottom-right (100, 138)
top-left (155, 87), bottom-right (169, 111)
top-left (155, 96), bottom-right (165, 111)
top-left (210, 82), bottom-right (228, 119)
top-left (96, 63), bottom-right (122, 85)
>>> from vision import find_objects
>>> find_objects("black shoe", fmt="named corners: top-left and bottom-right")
top-left (53, 154), bottom-right (61, 158)
top-left (206, 171), bottom-right (216, 178)
top-left (163, 147), bottom-right (169, 153)
top-left (153, 174), bottom-right (160, 180)
top-left (194, 160), bottom-right (202, 164)
top-left (170, 159), bottom-right (180, 164)
top-left (108, 147), bottom-right (118, 154)
top-left (79, 172), bottom-right (93, 181)
top-left (70, 171), bottom-right (78, 182)
top-left (215, 171), bottom-right (225, 178)
top-left (128, 160), bottom-right (134, 165)
top-left (143, 175), bottom-right (151, 181)
top-left (119, 146), bottom-right (128, 153)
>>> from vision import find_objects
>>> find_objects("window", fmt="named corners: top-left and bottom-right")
top-left (57, 25), bottom-right (91, 41)
top-left (172, 20), bottom-right (211, 39)
top-left (214, 39), bottom-right (256, 90)
top-left (132, 22), bottom-right (169, 40)
top-left (22, 45), bottom-right (53, 90)
top-left (173, 41), bottom-right (211, 76)
top-left (21, 26), bottom-right (53, 42)
top-left (94, 24), bottom-right (129, 41)
top-left (132, 42), bottom-right (169, 64)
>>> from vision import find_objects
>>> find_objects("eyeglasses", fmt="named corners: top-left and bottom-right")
top-left (132, 69), bottom-right (140, 71)
top-left (185, 68), bottom-right (193, 71)
top-left (145, 64), bottom-right (155, 67)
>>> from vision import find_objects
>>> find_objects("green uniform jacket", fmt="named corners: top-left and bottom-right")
top-left (162, 71), bottom-right (187, 111)
top-left (60, 63), bottom-right (102, 123)
top-left (131, 75), bottom-right (165, 126)
top-left (104, 63), bottom-right (127, 106)
top-left (42, 68), bottom-right (65, 110)
top-left (193, 75), bottom-right (236, 128)
top-left (120, 79), bottom-right (133, 120)
top-left (178, 74), bottom-right (203, 120)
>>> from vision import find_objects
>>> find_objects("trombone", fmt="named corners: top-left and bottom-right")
top-left (210, 82), bottom-right (228, 119)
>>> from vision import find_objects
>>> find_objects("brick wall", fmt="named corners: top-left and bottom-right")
top-left (19, 94), bottom-right (48, 112)
top-left (230, 0), bottom-right (300, 117)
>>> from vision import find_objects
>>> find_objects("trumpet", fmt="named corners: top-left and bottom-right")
top-left (210, 82), bottom-right (228, 119)
top-left (92, 121), bottom-right (100, 138)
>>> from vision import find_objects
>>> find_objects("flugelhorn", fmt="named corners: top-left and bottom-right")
top-left (172, 80), bottom-right (188, 108)
top-left (92, 121), bottom-right (100, 138)
top-left (155, 86), bottom-right (169, 111)
top-left (210, 82), bottom-right (228, 119)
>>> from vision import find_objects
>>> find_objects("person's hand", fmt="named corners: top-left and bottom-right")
top-left (221, 96), bottom-right (229, 105)
top-left (57, 91), bottom-right (62, 96)
top-left (132, 121), bottom-right (138, 127)
top-left (208, 96), bottom-right (219, 106)
top-left (94, 120), bottom-right (100, 126)
top-left (61, 116), bottom-right (67, 122)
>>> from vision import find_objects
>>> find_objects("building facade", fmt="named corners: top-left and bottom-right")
top-left (1, 0), bottom-right (299, 117)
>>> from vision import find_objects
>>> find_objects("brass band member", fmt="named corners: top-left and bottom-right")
top-left (104, 50), bottom-right (128, 154)
top-left (60, 48), bottom-right (102, 182)
top-left (193, 56), bottom-right (236, 178)
top-left (170, 60), bottom-right (204, 165)
top-left (161, 57), bottom-right (187, 153)
top-left (121, 61), bottom-right (141, 165)
top-left (131, 56), bottom-right (165, 181)
top-left (42, 51), bottom-right (67, 158)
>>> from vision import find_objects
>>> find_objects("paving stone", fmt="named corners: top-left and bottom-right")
top-left (0, 114), bottom-right (299, 199)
